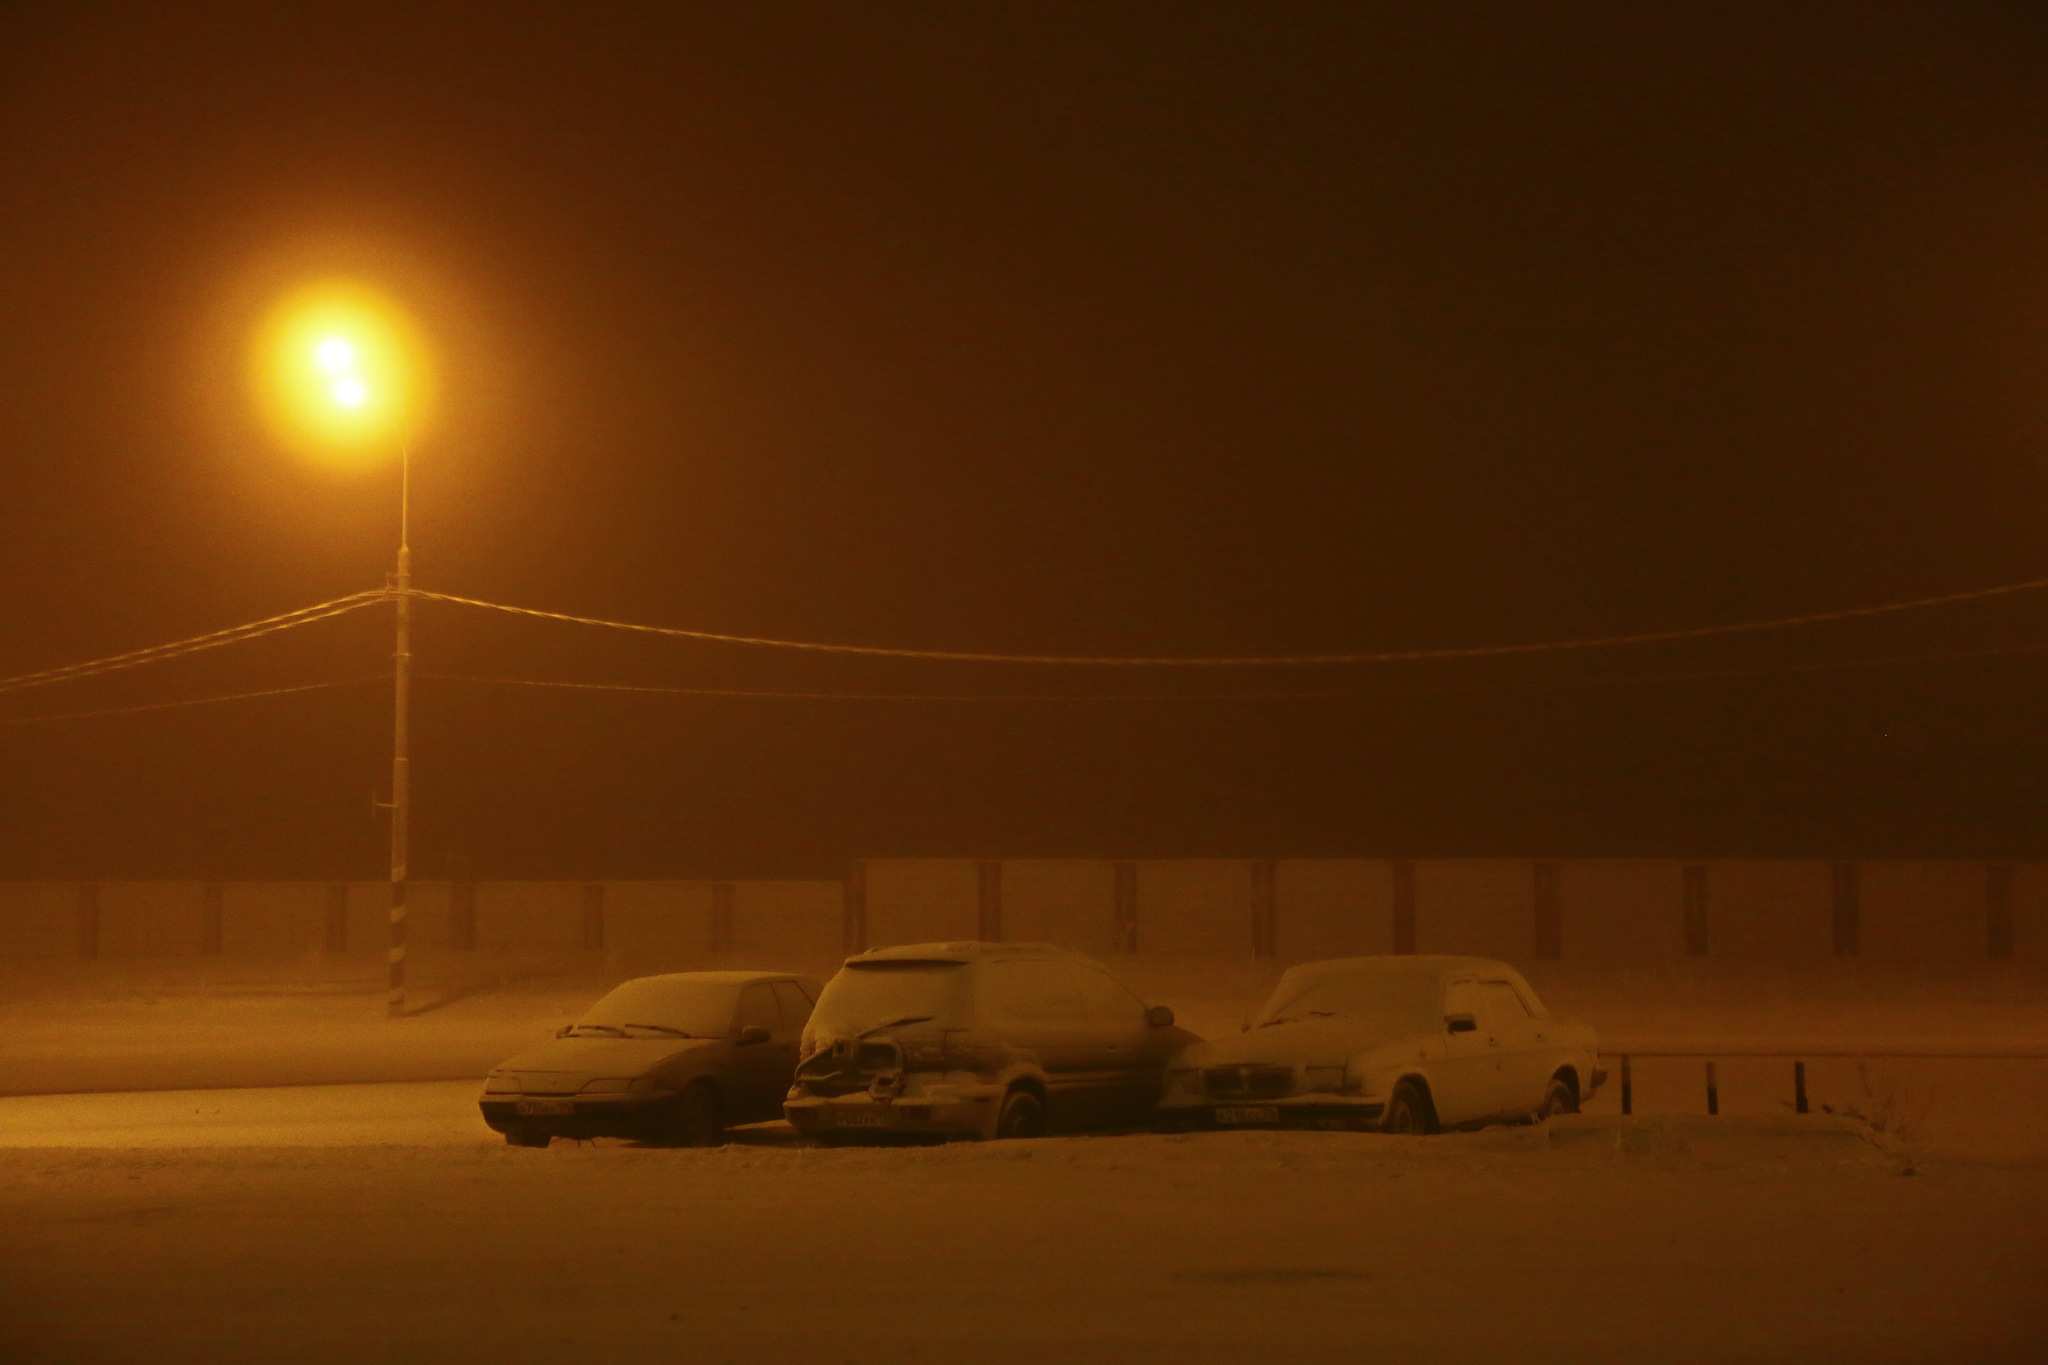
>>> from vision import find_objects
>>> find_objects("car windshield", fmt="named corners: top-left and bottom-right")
top-left (572, 978), bottom-right (740, 1038)
top-left (808, 962), bottom-right (967, 1038)
top-left (1253, 970), bottom-right (1441, 1033)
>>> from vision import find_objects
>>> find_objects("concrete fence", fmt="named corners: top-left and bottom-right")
top-left (855, 858), bottom-right (2048, 966)
top-left (2, 858), bottom-right (2042, 968)
top-left (0, 880), bottom-right (843, 965)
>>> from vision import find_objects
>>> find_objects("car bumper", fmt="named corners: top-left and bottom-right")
top-left (478, 1093), bottom-right (673, 1139)
top-left (785, 1090), bottom-right (1000, 1140)
top-left (1157, 1096), bottom-right (1388, 1129)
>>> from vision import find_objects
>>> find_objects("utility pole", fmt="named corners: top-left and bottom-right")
top-left (388, 437), bottom-right (412, 1018)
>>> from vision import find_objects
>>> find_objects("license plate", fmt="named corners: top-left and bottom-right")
top-left (1214, 1105), bottom-right (1280, 1125)
top-left (515, 1100), bottom-right (574, 1117)
top-left (833, 1107), bottom-right (893, 1127)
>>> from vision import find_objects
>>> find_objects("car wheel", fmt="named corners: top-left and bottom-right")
top-left (504, 1124), bottom-right (552, 1148)
top-left (1538, 1075), bottom-right (1578, 1121)
top-left (995, 1088), bottom-right (1048, 1140)
top-left (660, 1083), bottom-right (726, 1148)
top-left (1381, 1081), bottom-right (1433, 1135)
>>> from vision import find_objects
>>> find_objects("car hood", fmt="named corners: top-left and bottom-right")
top-left (492, 1035), bottom-right (720, 1082)
top-left (1174, 1017), bottom-right (1422, 1070)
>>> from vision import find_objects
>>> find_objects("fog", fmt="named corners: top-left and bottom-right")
top-left (7, 2), bottom-right (2048, 1359)
top-left (4, 960), bottom-right (2047, 1361)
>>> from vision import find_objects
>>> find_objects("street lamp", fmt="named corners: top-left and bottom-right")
top-left (258, 286), bottom-right (431, 1017)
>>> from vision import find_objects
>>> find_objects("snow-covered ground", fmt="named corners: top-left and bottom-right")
top-left (6, 957), bottom-right (2044, 1156)
top-left (3, 959), bottom-right (2046, 1362)
top-left (2, 1104), bottom-right (2042, 1364)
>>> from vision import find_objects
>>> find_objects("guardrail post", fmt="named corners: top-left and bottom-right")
top-left (1620, 1054), bottom-right (1632, 1115)
top-left (1706, 1061), bottom-right (1719, 1116)
top-left (1793, 1060), bottom-right (1807, 1114)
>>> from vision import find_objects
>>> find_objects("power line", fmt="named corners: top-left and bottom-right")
top-left (421, 673), bottom-right (1371, 702)
top-left (418, 637), bottom-right (2048, 704)
top-left (0, 675), bottom-right (389, 728)
top-left (0, 592), bottom-right (389, 696)
top-left (5, 567), bottom-right (2045, 710)
top-left (409, 575), bottom-right (2048, 667)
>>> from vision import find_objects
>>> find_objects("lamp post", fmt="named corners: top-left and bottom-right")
top-left (388, 436), bottom-right (412, 1017)
top-left (289, 314), bottom-right (422, 1017)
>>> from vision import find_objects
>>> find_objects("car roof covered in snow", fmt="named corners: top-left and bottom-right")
top-left (846, 940), bottom-right (1077, 966)
top-left (616, 970), bottom-right (816, 987)
top-left (1269, 955), bottom-right (1519, 991)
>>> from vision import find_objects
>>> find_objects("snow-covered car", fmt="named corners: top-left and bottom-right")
top-left (1158, 955), bottom-right (1602, 1134)
top-left (784, 941), bottom-right (1200, 1142)
top-left (478, 970), bottom-right (822, 1148)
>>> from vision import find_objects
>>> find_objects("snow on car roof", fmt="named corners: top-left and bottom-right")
top-left (613, 970), bottom-right (808, 986)
top-left (1270, 955), bottom-right (1515, 989)
top-left (848, 940), bottom-right (1074, 965)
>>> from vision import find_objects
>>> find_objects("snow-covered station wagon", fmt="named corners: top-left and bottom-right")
top-left (1158, 955), bottom-right (1602, 1133)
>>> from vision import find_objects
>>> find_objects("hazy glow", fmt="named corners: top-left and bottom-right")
top-left (251, 283), bottom-right (433, 459)
top-left (315, 336), bottom-right (357, 374)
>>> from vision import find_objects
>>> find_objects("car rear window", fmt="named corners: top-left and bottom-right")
top-left (978, 958), bottom-right (1145, 1028)
top-left (576, 978), bottom-right (741, 1038)
top-left (808, 961), bottom-right (967, 1038)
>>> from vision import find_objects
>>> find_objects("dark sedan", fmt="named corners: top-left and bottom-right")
top-left (479, 970), bottom-right (821, 1147)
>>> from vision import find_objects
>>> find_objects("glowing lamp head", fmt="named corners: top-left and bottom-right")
top-left (252, 283), bottom-right (432, 459)
top-left (315, 336), bottom-right (357, 375)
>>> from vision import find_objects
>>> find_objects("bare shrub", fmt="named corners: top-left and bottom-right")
top-left (1820, 1057), bottom-right (1930, 1145)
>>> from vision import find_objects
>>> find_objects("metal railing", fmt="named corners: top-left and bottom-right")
top-left (1599, 1046), bottom-right (2048, 1116)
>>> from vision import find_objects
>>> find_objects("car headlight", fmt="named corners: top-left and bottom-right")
top-left (1165, 1067), bottom-right (1202, 1099)
top-left (1303, 1065), bottom-right (1346, 1094)
top-left (484, 1074), bottom-right (522, 1094)
top-left (578, 1077), bottom-right (634, 1094)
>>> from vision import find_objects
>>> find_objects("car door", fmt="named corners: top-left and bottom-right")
top-left (1433, 977), bottom-right (1505, 1126)
top-left (1504, 973), bottom-right (1580, 1099)
top-left (1075, 966), bottom-right (1159, 1126)
top-left (726, 982), bottom-right (787, 1121)
top-left (1476, 979), bottom-right (1550, 1111)
top-left (978, 959), bottom-right (1105, 1131)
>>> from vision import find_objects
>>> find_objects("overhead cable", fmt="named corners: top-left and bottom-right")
top-left (0, 592), bottom-right (388, 696)
top-left (419, 637), bottom-right (2048, 703)
top-left (408, 575), bottom-right (2048, 667)
top-left (420, 673), bottom-right (1374, 702)
top-left (0, 675), bottom-right (390, 728)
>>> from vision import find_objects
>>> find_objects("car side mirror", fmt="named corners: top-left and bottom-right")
top-left (1145, 1005), bottom-right (1175, 1029)
top-left (1445, 1014), bottom-right (1477, 1034)
top-left (736, 1026), bottom-right (771, 1045)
